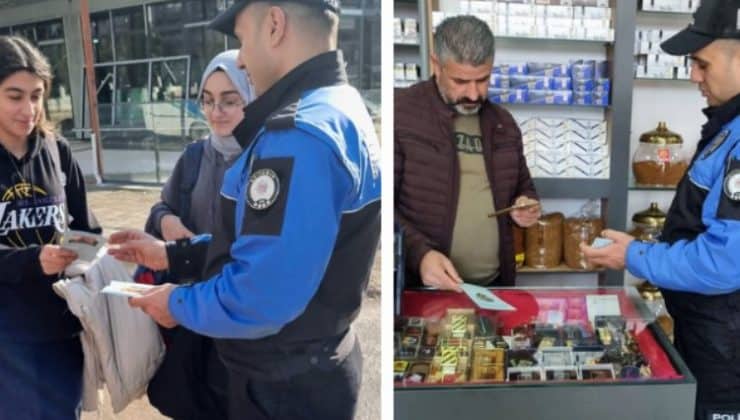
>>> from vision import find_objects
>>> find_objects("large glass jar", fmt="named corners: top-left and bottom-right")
top-left (632, 122), bottom-right (688, 187)
top-left (629, 202), bottom-right (666, 244)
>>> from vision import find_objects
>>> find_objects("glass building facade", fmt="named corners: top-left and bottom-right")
top-left (0, 0), bottom-right (380, 183)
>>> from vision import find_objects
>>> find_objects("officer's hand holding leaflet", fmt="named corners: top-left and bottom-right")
top-left (128, 283), bottom-right (178, 329)
top-left (107, 232), bottom-right (180, 328)
top-left (108, 230), bottom-right (168, 271)
top-left (581, 230), bottom-right (635, 270)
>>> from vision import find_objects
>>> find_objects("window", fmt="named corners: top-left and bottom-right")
top-left (182, 0), bottom-right (220, 22)
top-left (91, 12), bottom-right (114, 63)
top-left (35, 19), bottom-right (64, 41)
top-left (113, 6), bottom-right (146, 60)
top-left (114, 63), bottom-right (148, 127)
top-left (39, 42), bottom-right (71, 114)
top-left (187, 26), bottom-right (228, 97)
top-left (148, 1), bottom-right (186, 57)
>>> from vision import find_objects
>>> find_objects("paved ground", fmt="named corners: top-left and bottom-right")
top-left (81, 185), bottom-right (380, 420)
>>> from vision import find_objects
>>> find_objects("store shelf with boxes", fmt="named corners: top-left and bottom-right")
top-left (394, 287), bottom-right (695, 420)
top-left (411, 0), bottom-right (636, 286)
top-left (394, 0), bottom-right (430, 88)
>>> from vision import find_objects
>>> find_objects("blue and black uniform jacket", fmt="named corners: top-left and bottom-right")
top-left (165, 51), bottom-right (380, 376)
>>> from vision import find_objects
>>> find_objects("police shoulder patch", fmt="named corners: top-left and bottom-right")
top-left (241, 157), bottom-right (294, 236)
top-left (247, 168), bottom-right (280, 210)
top-left (724, 169), bottom-right (740, 201)
top-left (717, 157), bottom-right (740, 221)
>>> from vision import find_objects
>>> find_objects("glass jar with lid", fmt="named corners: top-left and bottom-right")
top-left (629, 202), bottom-right (667, 243)
top-left (630, 202), bottom-right (668, 310)
top-left (632, 122), bottom-right (689, 187)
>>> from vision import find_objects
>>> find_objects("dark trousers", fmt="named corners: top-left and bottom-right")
top-left (227, 341), bottom-right (362, 420)
top-left (148, 328), bottom-right (229, 420)
top-left (673, 317), bottom-right (740, 420)
top-left (0, 337), bottom-right (83, 420)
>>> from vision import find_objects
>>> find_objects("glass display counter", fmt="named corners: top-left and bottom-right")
top-left (394, 287), bottom-right (696, 420)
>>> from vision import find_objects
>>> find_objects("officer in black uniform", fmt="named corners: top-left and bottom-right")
top-left (108, 1), bottom-right (380, 419)
top-left (583, 1), bottom-right (740, 419)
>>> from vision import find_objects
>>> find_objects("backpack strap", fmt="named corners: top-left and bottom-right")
top-left (178, 140), bottom-right (205, 227)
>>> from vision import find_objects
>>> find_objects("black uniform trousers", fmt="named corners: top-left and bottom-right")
top-left (668, 297), bottom-right (740, 420)
top-left (227, 340), bottom-right (362, 420)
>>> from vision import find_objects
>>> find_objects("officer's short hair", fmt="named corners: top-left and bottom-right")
top-left (261, 1), bottom-right (338, 40)
top-left (434, 15), bottom-right (495, 66)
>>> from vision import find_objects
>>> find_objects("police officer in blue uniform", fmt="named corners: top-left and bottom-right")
top-left (108, 1), bottom-right (380, 418)
top-left (583, 1), bottom-right (740, 419)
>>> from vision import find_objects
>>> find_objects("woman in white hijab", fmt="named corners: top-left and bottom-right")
top-left (141, 50), bottom-right (255, 419)
top-left (147, 49), bottom-right (254, 242)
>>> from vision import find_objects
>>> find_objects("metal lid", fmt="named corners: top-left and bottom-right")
top-left (639, 122), bottom-right (683, 145)
top-left (632, 202), bottom-right (667, 227)
top-left (637, 281), bottom-right (662, 301)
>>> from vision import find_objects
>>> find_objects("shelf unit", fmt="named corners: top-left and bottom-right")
top-left (634, 77), bottom-right (691, 82)
top-left (394, 0), bottom-right (430, 87)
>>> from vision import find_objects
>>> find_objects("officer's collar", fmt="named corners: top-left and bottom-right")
top-left (701, 92), bottom-right (740, 143)
top-left (232, 50), bottom-right (348, 148)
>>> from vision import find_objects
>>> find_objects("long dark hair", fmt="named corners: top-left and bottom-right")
top-left (0, 35), bottom-right (54, 137)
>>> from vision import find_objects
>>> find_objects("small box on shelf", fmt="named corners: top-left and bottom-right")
top-left (640, 0), bottom-right (698, 13)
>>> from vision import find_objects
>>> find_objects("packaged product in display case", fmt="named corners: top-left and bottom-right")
top-left (395, 287), bottom-right (696, 420)
top-left (524, 212), bottom-right (564, 269)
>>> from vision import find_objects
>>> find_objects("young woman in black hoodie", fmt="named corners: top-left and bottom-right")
top-left (0, 36), bottom-right (100, 419)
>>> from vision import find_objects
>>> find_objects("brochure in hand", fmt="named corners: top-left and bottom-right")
top-left (101, 281), bottom-right (155, 298)
top-left (60, 230), bottom-right (106, 262)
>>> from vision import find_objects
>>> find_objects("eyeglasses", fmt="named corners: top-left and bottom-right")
top-left (199, 98), bottom-right (244, 113)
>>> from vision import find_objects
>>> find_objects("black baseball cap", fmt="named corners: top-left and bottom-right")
top-left (210, 0), bottom-right (341, 37)
top-left (662, 0), bottom-right (740, 55)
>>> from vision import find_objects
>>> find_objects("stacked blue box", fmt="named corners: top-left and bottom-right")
top-left (551, 77), bottom-right (573, 90)
top-left (573, 91), bottom-right (610, 106)
top-left (572, 78), bottom-right (611, 92)
top-left (488, 88), bottom-right (528, 104)
top-left (492, 63), bottom-right (528, 75)
top-left (527, 62), bottom-right (571, 78)
top-left (571, 60), bottom-right (611, 105)
top-left (491, 74), bottom-right (510, 89)
top-left (528, 90), bottom-right (574, 105)
top-left (510, 75), bottom-right (553, 90)
top-left (488, 60), bottom-right (610, 106)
